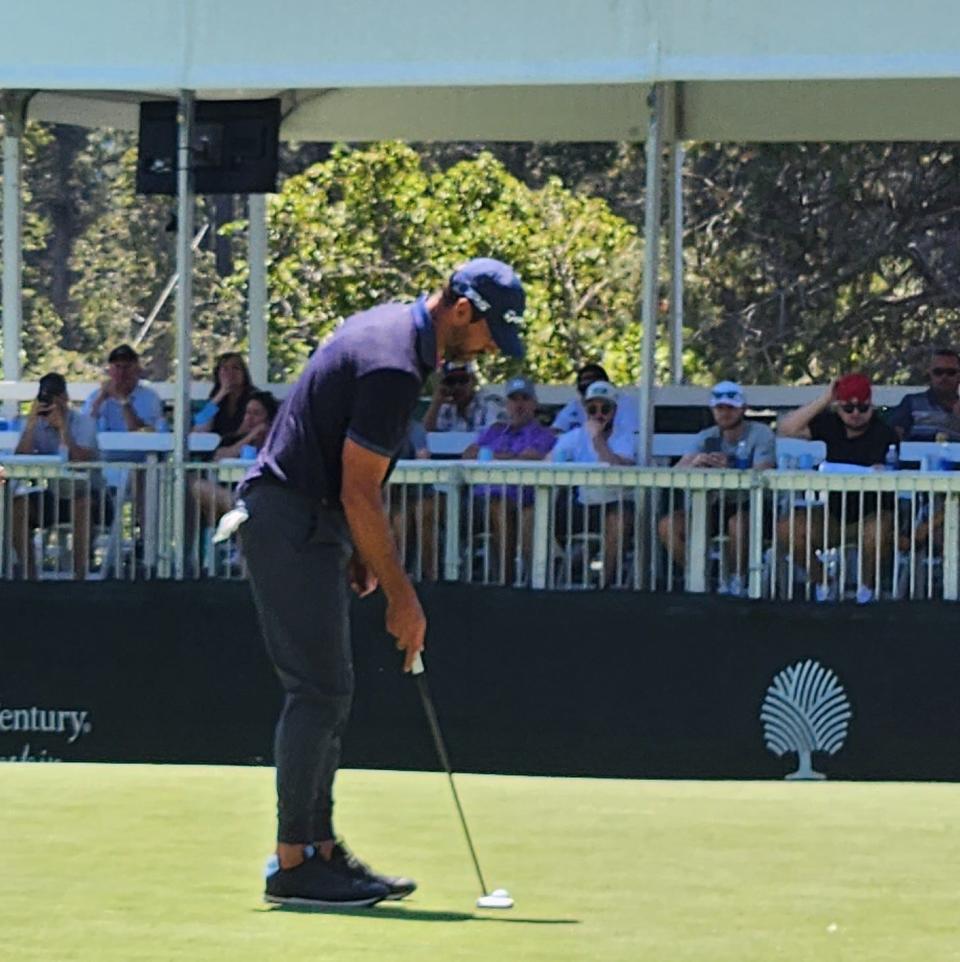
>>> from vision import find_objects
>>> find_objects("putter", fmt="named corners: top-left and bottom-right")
top-left (411, 653), bottom-right (514, 910)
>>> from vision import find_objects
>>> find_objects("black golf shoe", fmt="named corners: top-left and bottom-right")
top-left (263, 847), bottom-right (389, 907)
top-left (328, 840), bottom-right (418, 901)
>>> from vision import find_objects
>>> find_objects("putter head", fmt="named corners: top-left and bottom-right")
top-left (476, 888), bottom-right (513, 909)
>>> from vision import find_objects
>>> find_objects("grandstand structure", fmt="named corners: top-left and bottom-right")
top-left (3, 2), bottom-right (960, 596)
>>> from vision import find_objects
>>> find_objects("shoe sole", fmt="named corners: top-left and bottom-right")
top-left (384, 889), bottom-right (416, 901)
top-left (264, 893), bottom-right (385, 908)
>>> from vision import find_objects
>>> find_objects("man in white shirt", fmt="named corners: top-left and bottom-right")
top-left (82, 343), bottom-right (164, 462)
top-left (551, 381), bottom-right (636, 586)
top-left (551, 362), bottom-right (638, 437)
top-left (12, 372), bottom-right (108, 579)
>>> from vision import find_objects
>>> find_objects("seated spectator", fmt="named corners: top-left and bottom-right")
top-left (389, 421), bottom-right (437, 580)
top-left (192, 352), bottom-right (256, 437)
top-left (657, 381), bottom-right (775, 596)
top-left (888, 347), bottom-right (960, 441)
top-left (777, 373), bottom-right (898, 603)
top-left (423, 361), bottom-right (503, 433)
top-left (11, 373), bottom-right (109, 580)
top-left (551, 381), bottom-right (636, 586)
top-left (82, 344), bottom-right (164, 461)
top-left (463, 377), bottom-right (556, 584)
top-left (190, 391), bottom-right (279, 526)
top-left (551, 362), bottom-right (637, 436)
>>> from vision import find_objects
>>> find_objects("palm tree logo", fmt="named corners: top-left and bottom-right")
top-left (760, 659), bottom-right (852, 780)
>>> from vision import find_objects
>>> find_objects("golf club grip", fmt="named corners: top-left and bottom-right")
top-left (412, 652), bottom-right (425, 675)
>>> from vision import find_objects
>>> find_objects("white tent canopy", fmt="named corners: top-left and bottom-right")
top-left (5, 0), bottom-right (960, 141)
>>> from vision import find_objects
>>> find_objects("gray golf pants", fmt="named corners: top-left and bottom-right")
top-left (239, 481), bottom-right (354, 844)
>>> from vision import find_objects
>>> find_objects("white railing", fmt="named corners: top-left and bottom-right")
top-left (3, 457), bottom-right (960, 603)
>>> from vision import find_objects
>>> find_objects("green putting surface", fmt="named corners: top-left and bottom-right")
top-left (1, 765), bottom-right (959, 962)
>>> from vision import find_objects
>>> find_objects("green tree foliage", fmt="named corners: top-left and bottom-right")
top-left (223, 142), bottom-right (641, 384)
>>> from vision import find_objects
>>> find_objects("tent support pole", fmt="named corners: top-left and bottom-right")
top-left (248, 193), bottom-right (268, 387)
top-left (1, 94), bottom-right (27, 418)
top-left (638, 84), bottom-right (665, 466)
top-left (173, 90), bottom-right (195, 580)
top-left (668, 142), bottom-right (685, 385)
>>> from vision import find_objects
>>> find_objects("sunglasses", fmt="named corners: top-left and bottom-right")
top-left (711, 390), bottom-right (741, 401)
top-left (586, 402), bottom-right (614, 416)
top-left (839, 402), bottom-right (871, 414)
top-left (443, 374), bottom-right (470, 386)
top-left (931, 367), bottom-right (960, 377)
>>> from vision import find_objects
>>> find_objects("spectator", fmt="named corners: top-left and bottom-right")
top-left (463, 377), bottom-right (556, 584)
top-left (551, 381), bottom-right (636, 586)
top-left (777, 373), bottom-right (898, 603)
top-left (389, 420), bottom-right (437, 580)
top-left (657, 381), bottom-right (775, 596)
top-left (192, 352), bottom-right (256, 438)
top-left (551, 362), bottom-right (637, 436)
top-left (11, 372), bottom-right (109, 579)
top-left (190, 391), bottom-right (279, 526)
top-left (423, 361), bottom-right (503, 433)
top-left (888, 348), bottom-right (960, 441)
top-left (82, 344), bottom-right (164, 461)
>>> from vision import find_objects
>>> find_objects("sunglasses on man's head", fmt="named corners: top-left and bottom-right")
top-left (586, 402), bottom-right (614, 416)
top-left (931, 367), bottom-right (960, 377)
top-left (839, 402), bottom-right (871, 414)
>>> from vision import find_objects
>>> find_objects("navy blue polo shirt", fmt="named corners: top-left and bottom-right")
top-left (242, 297), bottom-right (436, 503)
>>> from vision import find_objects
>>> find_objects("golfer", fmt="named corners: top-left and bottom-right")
top-left (237, 259), bottom-right (526, 907)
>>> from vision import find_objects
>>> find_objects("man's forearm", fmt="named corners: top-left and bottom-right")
top-left (342, 486), bottom-right (414, 600)
top-left (778, 397), bottom-right (828, 437)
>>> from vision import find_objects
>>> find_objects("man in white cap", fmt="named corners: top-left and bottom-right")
top-left (657, 380), bottom-right (775, 596)
top-left (550, 381), bottom-right (637, 586)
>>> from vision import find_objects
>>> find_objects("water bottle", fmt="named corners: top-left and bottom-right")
top-left (884, 444), bottom-right (898, 471)
top-left (240, 444), bottom-right (257, 460)
top-left (734, 438), bottom-right (751, 470)
top-left (936, 432), bottom-right (951, 471)
top-left (478, 446), bottom-right (494, 462)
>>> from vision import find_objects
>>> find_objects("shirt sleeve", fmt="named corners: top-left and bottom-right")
top-left (70, 414), bottom-right (99, 450)
top-left (531, 426), bottom-right (556, 455)
top-left (475, 423), bottom-right (500, 448)
top-left (134, 388), bottom-right (163, 424)
top-left (886, 397), bottom-right (912, 433)
top-left (752, 425), bottom-right (776, 467)
top-left (808, 412), bottom-right (831, 442)
top-left (347, 370), bottom-right (423, 458)
top-left (551, 430), bottom-right (577, 461)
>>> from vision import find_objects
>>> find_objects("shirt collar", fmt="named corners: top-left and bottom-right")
top-left (412, 296), bottom-right (437, 378)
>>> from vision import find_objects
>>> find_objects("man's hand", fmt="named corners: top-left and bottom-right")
top-left (46, 398), bottom-right (67, 435)
top-left (348, 554), bottom-right (378, 598)
top-left (585, 418), bottom-right (604, 440)
top-left (386, 587), bottom-right (426, 672)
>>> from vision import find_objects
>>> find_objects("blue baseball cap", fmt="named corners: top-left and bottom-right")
top-left (449, 258), bottom-right (526, 359)
top-left (505, 376), bottom-right (537, 400)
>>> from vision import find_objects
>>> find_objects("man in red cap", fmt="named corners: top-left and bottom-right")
top-left (777, 374), bottom-right (899, 603)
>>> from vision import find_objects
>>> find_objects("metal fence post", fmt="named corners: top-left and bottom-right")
top-left (531, 484), bottom-right (552, 590)
top-left (943, 490), bottom-right (959, 601)
top-left (686, 484), bottom-right (708, 593)
top-left (443, 482), bottom-right (461, 582)
top-left (748, 478), bottom-right (764, 599)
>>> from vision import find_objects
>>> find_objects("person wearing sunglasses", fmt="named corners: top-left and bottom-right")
top-left (888, 347), bottom-right (960, 441)
top-left (422, 360), bottom-right (503, 434)
top-left (550, 362), bottom-right (638, 437)
top-left (551, 381), bottom-right (637, 586)
top-left (658, 381), bottom-right (775, 597)
top-left (777, 373), bottom-right (899, 603)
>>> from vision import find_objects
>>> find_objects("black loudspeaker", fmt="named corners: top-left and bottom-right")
top-left (136, 98), bottom-right (280, 195)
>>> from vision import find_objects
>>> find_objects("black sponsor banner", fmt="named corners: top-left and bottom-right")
top-left (1, 581), bottom-right (959, 780)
